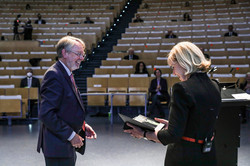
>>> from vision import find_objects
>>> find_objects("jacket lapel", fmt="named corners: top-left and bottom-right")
top-left (56, 62), bottom-right (85, 112)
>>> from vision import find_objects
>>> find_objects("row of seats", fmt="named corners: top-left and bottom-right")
top-left (0, 88), bottom-right (39, 118)
top-left (113, 46), bottom-right (250, 52)
top-left (127, 23), bottom-right (250, 30)
top-left (86, 76), bottom-right (241, 107)
top-left (89, 0), bottom-right (250, 91)
top-left (0, 69), bottom-right (46, 75)
top-left (0, 79), bottom-right (42, 88)
top-left (141, 0), bottom-right (249, 6)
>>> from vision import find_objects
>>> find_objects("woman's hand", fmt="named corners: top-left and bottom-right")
top-left (154, 118), bottom-right (169, 130)
top-left (124, 123), bottom-right (144, 139)
top-left (124, 123), bottom-right (161, 143)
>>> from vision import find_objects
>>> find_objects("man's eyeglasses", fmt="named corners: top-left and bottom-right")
top-left (68, 51), bottom-right (86, 59)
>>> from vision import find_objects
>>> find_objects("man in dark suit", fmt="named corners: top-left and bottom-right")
top-left (23, 19), bottom-right (33, 40)
top-left (37, 36), bottom-right (97, 166)
top-left (148, 69), bottom-right (170, 118)
top-left (20, 68), bottom-right (40, 88)
top-left (35, 13), bottom-right (46, 24)
top-left (123, 48), bottom-right (139, 60)
top-left (224, 25), bottom-right (238, 37)
top-left (165, 30), bottom-right (177, 38)
top-left (13, 14), bottom-right (21, 40)
top-left (133, 14), bottom-right (144, 23)
top-left (83, 16), bottom-right (94, 24)
top-left (20, 68), bottom-right (40, 117)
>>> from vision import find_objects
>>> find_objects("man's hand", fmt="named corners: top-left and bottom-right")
top-left (85, 124), bottom-right (97, 139)
top-left (70, 134), bottom-right (84, 148)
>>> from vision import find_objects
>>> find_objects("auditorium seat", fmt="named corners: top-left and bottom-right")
top-left (87, 87), bottom-right (107, 106)
top-left (128, 87), bottom-right (148, 106)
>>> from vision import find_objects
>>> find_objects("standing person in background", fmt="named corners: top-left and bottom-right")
top-left (23, 19), bottom-right (33, 40)
top-left (125, 42), bottom-right (221, 166)
top-left (134, 61), bottom-right (149, 76)
top-left (13, 14), bottom-right (21, 40)
top-left (148, 68), bottom-right (170, 118)
top-left (37, 36), bottom-right (97, 166)
top-left (20, 68), bottom-right (40, 88)
top-left (35, 13), bottom-right (46, 24)
top-left (123, 48), bottom-right (139, 60)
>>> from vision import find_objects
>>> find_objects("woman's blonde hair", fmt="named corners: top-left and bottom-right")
top-left (168, 41), bottom-right (211, 75)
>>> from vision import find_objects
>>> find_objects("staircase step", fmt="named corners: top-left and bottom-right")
top-left (75, 0), bottom-right (142, 93)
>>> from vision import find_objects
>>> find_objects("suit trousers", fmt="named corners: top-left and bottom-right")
top-left (45, 152), bottom-right (77, 166)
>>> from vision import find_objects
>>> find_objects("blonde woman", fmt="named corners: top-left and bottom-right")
top-left (124, 42), bottom-right (221, 166)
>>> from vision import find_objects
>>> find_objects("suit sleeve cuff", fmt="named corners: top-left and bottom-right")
top-left (157, 130), bottom-right (168, 146)
top-left (67, 131), bottom-right (76, 141)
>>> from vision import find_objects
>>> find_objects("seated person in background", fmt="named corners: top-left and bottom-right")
top-left (231, 0), bottom-right (237, 4)
top-left (84, 16), bottom-right (94, 24)
top-left (183, 13), bottom-right (192, 21)
top-left (142, 3), bottom-right (149, 9)
top-left (133, 14), bottom-right (144, 23)
top-left (148, 69), bottom-right (170, 118)
top-left (20, 68), bottom-right (40, 117)
top-left (26, 4), bottom-right (31, 10)
top-left (20, 68), bottom-right (40, 88)
top-left (123, 48), bottom-right (139, 60)
top-left (135, 61), bottom-right (149, 76)
top-left (67, 32), bottom-right (73, 36)
top-left (35, 13), bottom-right (46, 24)
top-left (68, 4), bottom-right (73, 9)
top-left (185, 1), bottom-right (190, 7)
top-left (165, 30), bottom-right (177, 38)
top-left (224, 25), bottom-right (238, 37)
top-left (23, 19), bottom-right (33, 40)
top-left (200, 48), bottom-right (210, 60)
top-left (240, 72), bottom-right (250, 124)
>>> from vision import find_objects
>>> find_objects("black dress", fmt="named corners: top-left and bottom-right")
top-left (157, 72), bottom-right (221, 166)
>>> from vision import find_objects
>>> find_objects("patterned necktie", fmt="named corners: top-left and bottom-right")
top-left (70, 74), bottom-right (78, 93)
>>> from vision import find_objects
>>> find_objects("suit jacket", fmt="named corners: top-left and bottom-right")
top-left (224, 31), bottom-right (238, 37)
top-left (149, 77), bottom-right (170, 102)
top-left (157, 73), bottom-right (221, 166)
top-left (20, 77), bottom-right (40, 88)
top-left (35, 19), bottom-right (46, 24)
top-left (165, 34), bottom-right (177, 38)
top-left (84, 20), bottom-right (94, 24)
top-left (123, 54), bottom-right (139, 60)
top-left (37, 61), bottom-right (85, 158)
top-left (133, 19), bottom-right (144, 23)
